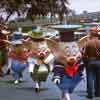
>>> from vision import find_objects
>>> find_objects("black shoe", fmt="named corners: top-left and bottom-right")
top-left (5, 69), bottom-right (10, 75)
top-left (86, 95), bottom-right (93, 99)
top-left (95, 92), bottom-right (100, 97)
top-left (95, 95), bottom-right (100, 97)
top-left (35, 88), bottom-right (40, 93)
top-left (95, 94), bottom-right (100, 97)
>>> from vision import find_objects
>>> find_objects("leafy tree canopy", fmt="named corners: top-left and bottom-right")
top-left (0, 0), bottom-right (70, 22)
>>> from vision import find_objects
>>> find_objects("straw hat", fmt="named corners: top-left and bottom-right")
top-left (28, 26), bottom-right (45, 39)
top-left (78, 35), bottom-right (90, 47)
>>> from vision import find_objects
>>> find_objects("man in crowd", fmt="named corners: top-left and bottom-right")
top-left (83, 28), bottom-right (100, 99)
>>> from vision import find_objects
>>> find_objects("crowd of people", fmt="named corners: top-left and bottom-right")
top-left (0, 24), bottom-right (100, 100)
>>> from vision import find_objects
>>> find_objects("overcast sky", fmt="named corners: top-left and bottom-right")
top-left (70, 0), bottom-right (100, 14)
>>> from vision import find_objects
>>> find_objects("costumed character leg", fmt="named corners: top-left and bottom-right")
top-left (35, 81), bottom-right (41, 93)
top-left (28, 57), bottom-right (49, 92)
top-left (28, 57), bottom-right (41, 92)
top-left (0, 65), bottom-right (3, 76)
top-left (5, 57), bottom-right (12, 75)
top-left (29, 62), bottom-right (41, 92)
top-left (61, 90), bottom-right (71, 100)
top-left (12, 59), bottom-right (27, 84)
top-left (0, 49), bottom-right (6, 76)
top-left (19, 72), bottom-right (23, 82)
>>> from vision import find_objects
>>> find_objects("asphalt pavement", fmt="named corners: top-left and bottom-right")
top-left (0, 68), bottom-right (98, 100)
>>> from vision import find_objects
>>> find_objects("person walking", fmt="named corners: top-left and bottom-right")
top-left (83, 28), bottom-right (100, 99)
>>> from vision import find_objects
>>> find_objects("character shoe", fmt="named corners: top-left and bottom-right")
top-left (19, 78), bottom-right (23, 82)
top-left (35, 88), bottom-right (40, 93)
top-left (5, 69), bottom-right (11, 75)
top-left (14, 80), bottom-right (19, 84)
top-left (4, 70), bottom-right (11, 76)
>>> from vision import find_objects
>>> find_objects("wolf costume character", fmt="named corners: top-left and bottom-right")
top-left (8, 31), bottom-right (30, 84)
top-left (27, 27), bottom-right (54, 92)
top-left (47, 25), bottom-right (83, 100)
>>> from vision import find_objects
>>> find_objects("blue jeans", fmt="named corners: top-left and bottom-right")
top-left (11, 59), bottom-right (27, 80)
top-left (86, 59), bottom-right (100, 97)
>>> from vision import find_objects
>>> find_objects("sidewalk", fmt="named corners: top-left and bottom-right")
top-left (0, 69), bottom-right (96, 100)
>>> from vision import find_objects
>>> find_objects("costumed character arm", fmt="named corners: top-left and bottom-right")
top-left (78, 35), bottom-right (90, 56)
top-left (45, 38), bottom-right (68, 65)
top-left (7, 57), bottom-right (12, 69)
top-left (44, 53), bottom-right (55, 72)
top-left (78, 35), bottom-right (91, 67)
top-left (22, 38), bottom-right (32, 50)
top-left (53, 63), bottom-right (64, 84)
top-left (0, 39), bottom-right (10, 49)
top-left (28, 57), bottom-right (36, 73)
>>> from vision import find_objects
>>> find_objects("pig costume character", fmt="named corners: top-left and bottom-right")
top-left (7, 31), bottom-right (30, 84)
top-left (27, 27), bottom-right (54, 92)
top-left (47, 25), bottom-right (83, 100)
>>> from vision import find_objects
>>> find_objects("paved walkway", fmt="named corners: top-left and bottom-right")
top-left (0, 69), bottom-right (98, 100)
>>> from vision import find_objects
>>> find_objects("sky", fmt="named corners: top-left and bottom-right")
top-left (70, 0), bottom-right (100, 14)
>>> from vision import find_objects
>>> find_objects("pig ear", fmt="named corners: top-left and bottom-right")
top-left (45, 38), bottom-right (59, 51)
top-left (78, 35), bottom-right (90, 48)
top-left (45, 38), bottom-right (68, 65)
top-left (22, 38), bottom-right (32, 45)
top-left (1, 40), bottom-right (11, 45)
top-left (22, 39), bottom-right (33, 50)
top-left (45, 38), bottom-right (66, 53)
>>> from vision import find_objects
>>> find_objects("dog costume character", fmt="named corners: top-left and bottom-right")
top-left (27, 26), bottom-right (54, 92)
top-left (0, 25), bottom-right (10, 76)
top-left (47, 25), bottom-right (83, 100)
top-left (8, 31), bottom-right (30, 84)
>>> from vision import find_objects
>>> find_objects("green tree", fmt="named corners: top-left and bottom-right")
top-left (0, 0), bottom-right (70, 22)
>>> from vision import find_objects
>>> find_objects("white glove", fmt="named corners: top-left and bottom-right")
top-left (53, 78), bottom-right (60, 84)
top-left (44, 53), bottom-right (54, 64)
top-left (7, 58), bottom-right (12, 69)
top-left (28, 57), bottom-right (36, 73)
top-left (28, 63), bottom-right (35, 73)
